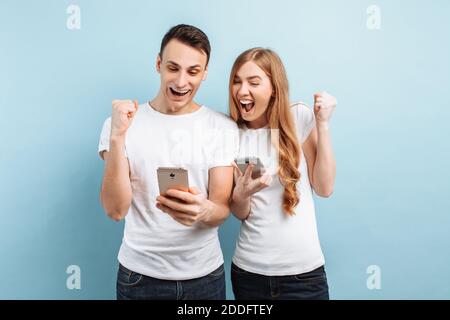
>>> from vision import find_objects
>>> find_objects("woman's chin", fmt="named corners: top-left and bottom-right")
top-left (240, 108), bottom-right (256, 120)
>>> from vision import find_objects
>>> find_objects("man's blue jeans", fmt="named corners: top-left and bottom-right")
top-left (116, 263), bottom-right (226, 300)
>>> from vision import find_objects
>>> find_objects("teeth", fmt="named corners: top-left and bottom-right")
top-left (170, 86), bottom-right (190, 94)
top-left (239, 99), bottom-right (254, 112)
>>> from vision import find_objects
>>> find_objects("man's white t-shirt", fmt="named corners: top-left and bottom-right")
top-left (233, 102), bottom-right (325, 276)
top-left (98, 103), bottom-right (238, 280)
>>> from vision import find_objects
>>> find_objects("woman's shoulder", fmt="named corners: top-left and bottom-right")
top-left (290, 101), bottom-right (312, 112)
top-left (290, 101), bottom-right (316, 143)
top-left (290, 101), bottom-right (314, 123)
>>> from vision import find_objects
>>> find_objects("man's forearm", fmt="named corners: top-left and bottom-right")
top-left (100, 135), bottom-right (132, 221)
top-left (201, 201), bottom-right (231, 227)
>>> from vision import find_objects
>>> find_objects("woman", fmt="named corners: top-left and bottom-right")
top-left (229, 48), bottom-right (336, 300)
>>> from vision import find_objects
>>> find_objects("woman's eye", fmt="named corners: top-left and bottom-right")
top-left (250, 82), bottom-right (259, 86)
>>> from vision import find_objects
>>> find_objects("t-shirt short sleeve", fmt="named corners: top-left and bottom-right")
top-left (208, 116), bottom-right (239, 169)
top-left (291, 102), bottom-right (316, 144)
top-left (98, 117), bottom-right (128, 159)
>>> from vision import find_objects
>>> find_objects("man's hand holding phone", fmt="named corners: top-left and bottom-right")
top-left (156, 187), bottom-right (214, 227)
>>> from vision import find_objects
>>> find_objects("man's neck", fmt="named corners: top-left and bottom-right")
top-left (150, 94), bottom-right (200, 115)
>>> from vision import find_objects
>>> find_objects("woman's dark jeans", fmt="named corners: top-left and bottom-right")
top-left (231, 262), bottom-right (329, 300)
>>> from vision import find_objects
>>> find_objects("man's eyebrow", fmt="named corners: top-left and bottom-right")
top-left (188, 65), bottom-right (202, 70)
top-left (166, 60), bottom-right (180, 67)
top-left (166, 60), bottom-right (202, 69)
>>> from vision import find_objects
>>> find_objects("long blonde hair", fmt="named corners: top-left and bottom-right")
top-left (229, 48), bottom-right (301, 215)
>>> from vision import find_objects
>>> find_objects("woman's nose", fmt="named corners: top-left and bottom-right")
top-left (238, 83), bottom-right (250, 96)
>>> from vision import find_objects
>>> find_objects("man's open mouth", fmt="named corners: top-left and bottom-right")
top-left (170, 87), bottom-right (191, 97)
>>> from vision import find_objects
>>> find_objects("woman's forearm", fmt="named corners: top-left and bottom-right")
top-left (230, 191), bottom-right (251, 220)
top-left (313, 122), bottom-right (336, 197)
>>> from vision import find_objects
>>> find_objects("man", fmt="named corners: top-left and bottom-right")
top-left (98, 24), bottom-right (238, 300)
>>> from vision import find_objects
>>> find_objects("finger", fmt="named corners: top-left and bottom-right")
top-left (254, 175), bottom-right (272, 192)
top-left (261, 174), bottom-right (273, 185)
top-left (133, 100), bottom-right (139, 110)
top-left (156, 196), bottom-right (195, 215)
top-left (173, 217), bottom-right (194, 226)
top-left (166, 211), bottom-right (197, 226)
top-left (231, 161), bottom-right (243, 177)
top-left (315, 103), bottom-right (327, 110)
top-left (188, 186), bottom-right (201, 195)
top-left (157, 202), bottom-right (192, 219)
top-left (126, 102), bottom-right (138, 118)
top-left (165, 189), bottom-right (196, 204)
top-left (157, 204), bottom-right (194, 226)
top-left (232, 167), bottom-right (239, 182)
top-left (243, 164), bottom-right (254, 182)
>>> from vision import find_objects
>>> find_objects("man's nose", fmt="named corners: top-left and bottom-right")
top-left (174, 71), bottom-right (188, 88)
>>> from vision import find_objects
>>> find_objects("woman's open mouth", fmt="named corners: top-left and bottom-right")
top-left (239, 99), bottom-right (255, 114)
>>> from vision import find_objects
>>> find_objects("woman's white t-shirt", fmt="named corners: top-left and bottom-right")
top-left (232, 102), bottom-right (325, 276)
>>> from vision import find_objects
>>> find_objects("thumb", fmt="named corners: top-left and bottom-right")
top-left (260, 174), bottom-right (272, 185)
top-left (189, 186), bottom-right (201, 195)
top-left (127, 101), bottom-right (139, 119)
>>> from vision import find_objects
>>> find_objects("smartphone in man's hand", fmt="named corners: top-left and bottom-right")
top-left (157, 167), bottom-right (189, 195)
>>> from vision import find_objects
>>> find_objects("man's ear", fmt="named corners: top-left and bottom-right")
top-left (156, 54), bottom-right (162, 73)
top-left (202, 66), bottom-right (208, 81)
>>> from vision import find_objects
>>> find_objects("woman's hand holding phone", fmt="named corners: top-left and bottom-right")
top-left (231, 161), bottom-right (272, 201)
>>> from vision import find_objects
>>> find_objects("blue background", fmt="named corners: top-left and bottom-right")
top-left (1, 0), bottom-right (449, 299)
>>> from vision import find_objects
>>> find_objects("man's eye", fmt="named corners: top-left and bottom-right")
top-left (189, 71), bottom-right (199, 76)
top-left (168, 67), bottom-right (178, 72)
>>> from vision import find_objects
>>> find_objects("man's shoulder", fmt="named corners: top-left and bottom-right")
top-left (201, 106), bottom-right (238, 130)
